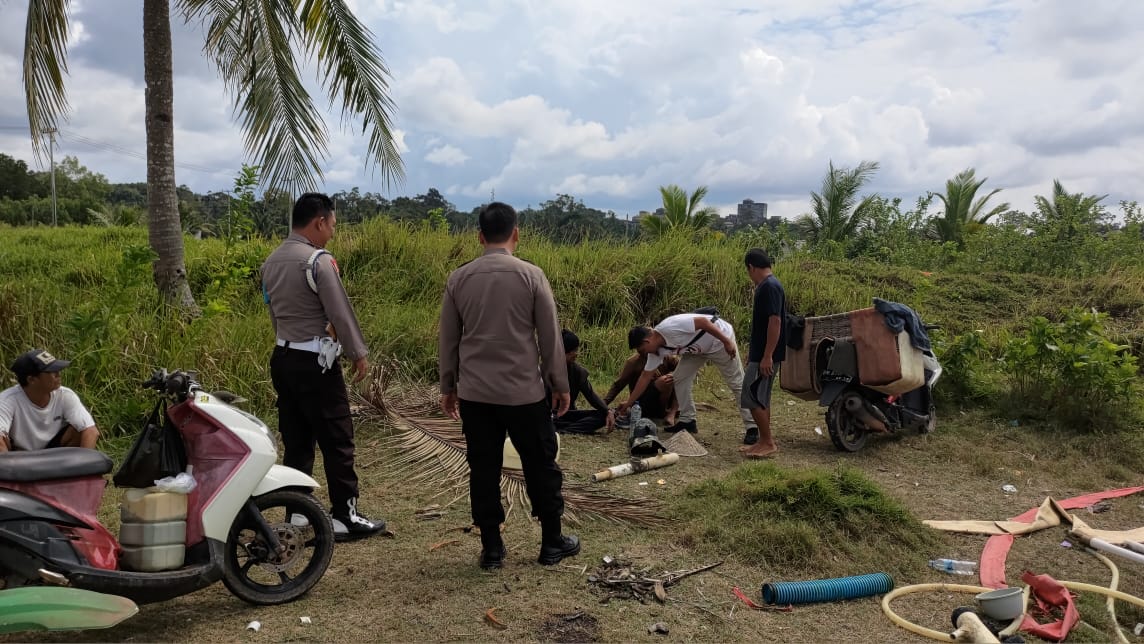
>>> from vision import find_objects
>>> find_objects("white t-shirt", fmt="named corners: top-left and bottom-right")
top-left (644, 314), bottom-right (731, 371)
top-left (0, 385), bottom-right (97, 450)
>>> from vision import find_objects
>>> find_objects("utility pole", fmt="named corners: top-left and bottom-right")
top-left (43, 128), bottom-right (58, 226)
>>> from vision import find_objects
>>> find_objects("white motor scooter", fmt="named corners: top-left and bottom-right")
top-left (0, 370), bottom-right (335, 605)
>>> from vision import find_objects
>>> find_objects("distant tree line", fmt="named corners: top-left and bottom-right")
top-left (3, 151), bottom-right (1142, 278)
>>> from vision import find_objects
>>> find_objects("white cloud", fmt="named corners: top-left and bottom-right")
top-left (0, 0), bottom-right (1142, 217)
top-left (424, 144), bottom-right (469, 166)
top-left (392, 129), bottom-right (410, 154)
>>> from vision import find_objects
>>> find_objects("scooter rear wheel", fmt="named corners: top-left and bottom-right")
top-left (222, 489), bottom-right (334, 605)
top-left (826, 395), bottom-right (869, 452)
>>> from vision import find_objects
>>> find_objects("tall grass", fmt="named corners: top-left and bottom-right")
top-left (2, 221), bottom-right (1143, 437)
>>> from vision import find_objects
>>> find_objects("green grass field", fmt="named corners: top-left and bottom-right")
top-left (4, 223), bottom-right (1144, 642)
top-left (3, 221), bottom-right (1141, 438)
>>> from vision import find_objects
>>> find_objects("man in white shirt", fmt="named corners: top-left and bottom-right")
top-left (617, 314), bottom-right (758, 440)
top-left (0, 349), bottom-right (99, 452)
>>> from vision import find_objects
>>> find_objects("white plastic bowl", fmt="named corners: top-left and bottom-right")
top-left (975, 587), bottom-right (1024, 621)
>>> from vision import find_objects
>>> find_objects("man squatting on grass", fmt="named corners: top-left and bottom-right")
top-left (438, 201), bottom-right (581, 570)
top-left (619, 312), bottom-right (760, 444)
top-left (740, 248), bottom-right (786, 459)
top-left (0, 349), bottom-right (99, 453)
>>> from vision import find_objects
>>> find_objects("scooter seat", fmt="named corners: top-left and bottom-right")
top-left (0, 447), bottom-right (113, 482)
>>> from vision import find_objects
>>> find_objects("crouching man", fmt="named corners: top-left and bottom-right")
top-left (0, 349), bottom-right (99, 452)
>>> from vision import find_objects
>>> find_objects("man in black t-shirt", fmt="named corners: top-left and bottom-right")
top-left (553, 330), bottom-right (614, 434)
top-left (740, 248), bottom-right (786, 457)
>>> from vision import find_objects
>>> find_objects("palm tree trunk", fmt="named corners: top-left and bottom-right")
top-left (143, 0), bottom-right (198, 314)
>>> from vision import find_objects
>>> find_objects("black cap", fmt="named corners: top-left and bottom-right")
top-left (10, 349), bottom-right (71, 377)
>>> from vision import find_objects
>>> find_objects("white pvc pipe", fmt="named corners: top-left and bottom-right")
top-left (591, 453), bottom-right (680, 482)
top-left (1089, 538), bottom-right (1144, 565)
top-left (1121, 541), bottom-right (1144, 555)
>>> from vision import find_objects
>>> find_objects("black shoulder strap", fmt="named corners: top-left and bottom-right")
top-left (673, 314), bottom-right (720, 351)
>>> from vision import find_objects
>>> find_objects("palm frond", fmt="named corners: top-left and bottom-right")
top-left (807, 160), bottom-right (879, 245)
top-left (297, 0), bottom-right (405, 190)
top-left (352, 367), bottom-right (667, 527)
top-left (182, 0), bottom-right (328, 194)
top-left (23, 0), bottom-right (72, 161)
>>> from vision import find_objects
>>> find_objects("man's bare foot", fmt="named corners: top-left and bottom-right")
top-left (740, 443), bottom-right (778, 459)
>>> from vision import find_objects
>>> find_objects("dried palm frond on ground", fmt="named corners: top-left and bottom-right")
top-left (352, 367), bottom-right (666, 527)
top-left (588, 557), bottom-right (723, 604)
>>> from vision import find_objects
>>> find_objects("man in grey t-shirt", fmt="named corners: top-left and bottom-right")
top-left (0, 349), bottom-right (99, 452)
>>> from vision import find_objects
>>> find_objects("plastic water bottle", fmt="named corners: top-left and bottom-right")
top-left (630, 402), bottom-right (642, 428)
top-left (928, 559), bottom-right (977, 575)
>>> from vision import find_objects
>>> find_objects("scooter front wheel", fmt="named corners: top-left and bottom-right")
top-left (826, 394), bottom-right (869, 452)
top-left (222, 489), bottom-right (335, 605)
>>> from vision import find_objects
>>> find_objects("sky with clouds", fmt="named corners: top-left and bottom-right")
top-left (0, 0), bottom-right (1141, 219)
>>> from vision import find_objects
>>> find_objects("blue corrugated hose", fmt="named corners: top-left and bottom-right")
top-left (762, 572), bottom-right (894, 605)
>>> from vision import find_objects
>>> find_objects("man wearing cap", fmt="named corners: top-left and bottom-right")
top-left (261, 192), bottom-right (386, 541)
top-left (0, 349), bottom-right (99, 452)
top-left (438, 201), bottom-right (580, 570)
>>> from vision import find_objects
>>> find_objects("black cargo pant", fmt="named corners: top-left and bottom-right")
top-left (270, 346), bottom-right (358, 512)
top-left (459, 398), bottom-right (564, 528)
top-left (554, 409), bottom-right (608, 434)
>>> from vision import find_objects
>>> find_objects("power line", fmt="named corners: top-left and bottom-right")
top-left (59, 130), bottom-right (232, 175)
top-left (0, 123), bottom-right (233, 175)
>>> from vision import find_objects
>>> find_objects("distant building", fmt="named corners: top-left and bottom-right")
top-left (715, 199), bottom-right (777, 233)
top-left (737, 199), bottom-right (768, 225)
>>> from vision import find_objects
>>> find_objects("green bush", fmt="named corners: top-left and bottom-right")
top-left (1001, 308), bottom-right (1140, 430)
top-left (932, 330), bottom-right (999, 404)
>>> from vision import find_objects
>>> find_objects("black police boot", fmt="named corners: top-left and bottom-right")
top-left (538, 535), bottom-right (581, 565)
top-left (478, 526), bottom-right (507, 570)
top-left (331, 498), bottom-right (386, 542)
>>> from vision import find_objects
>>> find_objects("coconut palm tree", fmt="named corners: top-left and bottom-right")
top-left (796, 160), bottom-right (880, 246)
top-left (931, 168), bottom-right (1008, 246)
top-left (1033, 180), bottom-right (1108, 241)
top-left (640, 184), bottom-right (719, 238)
top-left (23, 0), bottom-right (404, 312)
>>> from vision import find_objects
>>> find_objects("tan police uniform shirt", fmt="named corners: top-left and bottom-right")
top-left (439, 248), bottom-right (568, 406)
top-left (261, 233), bottom-right (368, 360)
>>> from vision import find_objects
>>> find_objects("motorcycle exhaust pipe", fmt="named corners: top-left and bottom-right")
top-left (844, 396), bottom-right (888, 433)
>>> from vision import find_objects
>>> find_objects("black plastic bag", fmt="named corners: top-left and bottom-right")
top-left (113, 400), bottom-right (188, 488)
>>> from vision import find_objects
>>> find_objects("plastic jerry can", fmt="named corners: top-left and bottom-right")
top-left (119, 520), bottom-right (186, 547)
top-left (118, 489), bottom-right (189, 572)
top-left (120, 544), bottom-right (186, 572)
top-left (120, 489), bottom-right (188, 524)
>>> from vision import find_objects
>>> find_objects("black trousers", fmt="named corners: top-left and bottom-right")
top-left (269, 346), bottom-right (359, 512)
top-left (555, 409), bottom-right (608, 434)
top-left (459, 398), bottom-right (564, 528)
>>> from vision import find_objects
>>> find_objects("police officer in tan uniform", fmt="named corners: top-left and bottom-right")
top-left (438, 201), bottom-right (581, 570)
top-left (261, 192), bottom-right (385, 541)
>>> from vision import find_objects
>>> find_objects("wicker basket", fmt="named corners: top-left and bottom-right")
top-left (807, 311), bottom-right (854, 343)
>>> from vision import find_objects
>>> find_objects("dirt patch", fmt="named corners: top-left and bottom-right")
top-left (537, 611), bottom-right (600, 643)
